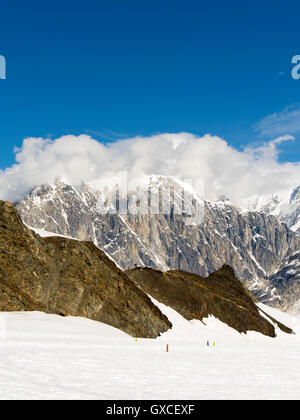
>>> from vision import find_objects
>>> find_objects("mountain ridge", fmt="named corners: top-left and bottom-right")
top-left (16, 179), bottom-right (300, 311)
top-left (0, 199), bottom-right (293, 338)
top-left (0, 200), bottom-right (171, 338)
top-left (242, 186), bottom-right (300, 234)
top-left (126, 265), bottom-right (293, 336)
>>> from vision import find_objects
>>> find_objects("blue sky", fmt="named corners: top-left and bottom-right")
top-left (0, 0), bottom-right (300, 169)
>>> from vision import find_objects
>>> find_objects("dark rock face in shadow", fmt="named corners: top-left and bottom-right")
top-left (0, 201), bottom-right (171, 338)
top-left (126, 266), bottom-right (293, 337)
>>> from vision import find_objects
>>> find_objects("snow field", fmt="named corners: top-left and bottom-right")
top-left (0, 303), bottom-right (299, 400)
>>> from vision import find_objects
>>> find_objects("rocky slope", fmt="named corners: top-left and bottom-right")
top-left (0, 200), bottom-right (294, 337)
top-left (0, 200), bottom-right (171, 338)
top-left (16, 179), bottom-right (300, 310)
top-left (126, 265), bottom-right (293, 337)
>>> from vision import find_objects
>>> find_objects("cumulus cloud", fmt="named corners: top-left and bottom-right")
top-left (0, 133), bottom-right (299, 204)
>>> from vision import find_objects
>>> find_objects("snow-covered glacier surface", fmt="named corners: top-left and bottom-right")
top-left (0, 305), bottom-right (299, 400)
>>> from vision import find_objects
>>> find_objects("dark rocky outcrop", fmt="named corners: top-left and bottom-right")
top-left (0, 201), bottom-right (171, 338)
top-left (126, 265), bottom-right (293, 337)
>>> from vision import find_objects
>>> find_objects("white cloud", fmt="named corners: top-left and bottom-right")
top-left (0, 133), bottom-right (299, 204)
top-left (254, 105), bottom-right (300, 138)
top-left (244, 135), bottom-right (295, 160)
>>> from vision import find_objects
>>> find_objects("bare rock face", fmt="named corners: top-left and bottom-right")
top-left (243, 186), bottom-right (300, 235)
top-left (0, 201), bottom-right (172, 338)
top-left (0, 201), bottom-right (293, 338)
top-left (257, 251), bottom-right (300, 310)
top-left (126, 265), bottom-right (293, 337)
top-left (16, 180), bottom-right (300, 310)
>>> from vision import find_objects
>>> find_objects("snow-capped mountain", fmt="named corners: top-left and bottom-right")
top-left (241, 186), bottom-right (300, 310)
top-left (16, 177), bottom-right (300, 310)
top-left (243, 186), bottom-right (300, 234)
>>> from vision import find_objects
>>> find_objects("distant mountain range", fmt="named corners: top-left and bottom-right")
top-left (0, 199), bottom-right (293, 338)
top-left (16, 177), bottom-right (300, 312)
top-left (242, 186), bottom-right (300, 234)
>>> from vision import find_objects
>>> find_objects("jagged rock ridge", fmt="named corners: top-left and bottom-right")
top-left (126, 265), bottom-right (293, 337)
top-left (16, 179), bottom-right (300, 310)
top-left (0, 200), bottom-right (293, 337)
top-left (0, 200), bottom-right (171, 338)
